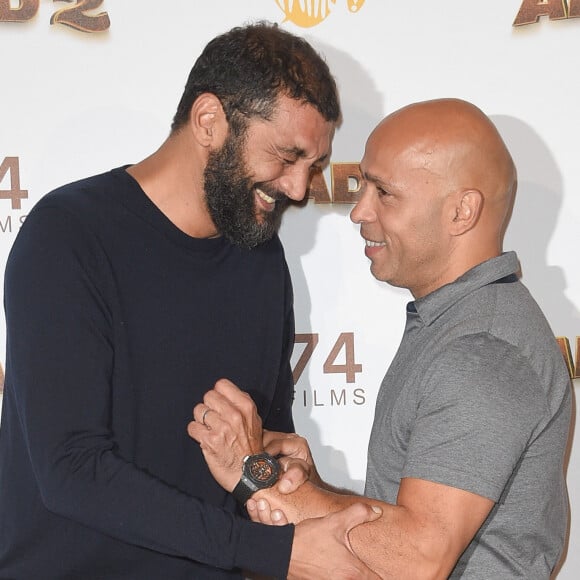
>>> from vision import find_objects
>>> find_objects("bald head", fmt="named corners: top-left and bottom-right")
top-left (370, 98), bottom-right (517, 236)
top-left (351, 99), bottom-right (518, 297)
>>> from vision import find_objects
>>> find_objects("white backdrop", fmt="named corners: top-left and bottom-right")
top-left (1, 1), bottom-right (578, 576)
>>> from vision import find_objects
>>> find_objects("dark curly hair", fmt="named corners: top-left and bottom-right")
top-left (171, 21), bottom-right (340, 134)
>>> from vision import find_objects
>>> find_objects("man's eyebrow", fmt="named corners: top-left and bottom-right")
top-left (361, 170), bottom-right (397, 190)
top-left (361, 169), bottom-right (381, 183)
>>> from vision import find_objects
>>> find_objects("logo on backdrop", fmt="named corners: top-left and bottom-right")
top-left (513, 0), bottom-right (580, 25)
top-left (557, 337), bottom-right (580, 380)
top-left (308, 163), bottom-right (362, 204)
top-left (0, 157), bottom-right (28, 235)
top-left (292, 332), bottom-right (367, 408)
top-left (0, 0), bottom-right (109, 33)
top-left (275, 0), bottom-right (365, 28)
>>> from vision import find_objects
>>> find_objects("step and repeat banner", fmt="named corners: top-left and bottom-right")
top-left (1, 0), bottom-right (579, 575)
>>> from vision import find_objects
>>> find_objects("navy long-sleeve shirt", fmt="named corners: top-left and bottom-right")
top-left (0, 167), bottom-right (295, 579)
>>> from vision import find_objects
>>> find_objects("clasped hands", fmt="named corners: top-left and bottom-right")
top-left (187, 378), bottom-right (382, 580)
top-left (186, 378), bottom-right (317, 520)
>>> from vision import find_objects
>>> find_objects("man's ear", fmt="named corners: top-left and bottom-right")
top-left (449, 189), bottom-right (483, 236)
top-left (188, 93), bottom-right (228, 148)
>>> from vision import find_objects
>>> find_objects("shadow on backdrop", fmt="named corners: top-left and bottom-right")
top-left (280, 37), bottom-right (383, 492)
top-left (493, 114), bottom-right (577, 577)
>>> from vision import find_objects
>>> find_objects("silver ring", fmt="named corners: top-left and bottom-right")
top-left (201, 408), bottom-right (211, 426)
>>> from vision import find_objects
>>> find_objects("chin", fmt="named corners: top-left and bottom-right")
top-left (371, 266), bottom-right (393, 284)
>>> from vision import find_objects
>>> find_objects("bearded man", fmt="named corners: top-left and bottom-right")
top-left (0, 21), bottom-right (379, 580)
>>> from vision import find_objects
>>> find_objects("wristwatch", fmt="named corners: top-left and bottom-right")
top-left (232, 452), bottom-right (281, 505)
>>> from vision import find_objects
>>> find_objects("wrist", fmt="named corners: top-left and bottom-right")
top-left (232, 452), bottom-right (281, 505)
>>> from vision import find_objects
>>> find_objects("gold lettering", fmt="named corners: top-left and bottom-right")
top-left (513, 0), bottom-right (567, 26)
top-left (0, 0), bottom-right (38, 22)
top-left (50, 0), bottom-right (110, 33)
top-left (307, 168), bottom-right (332, 204)
top-left (568, 0), bottom-right (580, 16)
top-left (331, 163), bottom-right (362, 204)
top-left (556, 336), bottom-right (580, 379)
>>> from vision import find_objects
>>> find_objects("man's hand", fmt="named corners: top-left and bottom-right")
top-left (187, 378), bottom-right (263, 492)
top-left (264, 430), bottom-right (323, 492)
top-left (288, 503), bottom-right (382, 579)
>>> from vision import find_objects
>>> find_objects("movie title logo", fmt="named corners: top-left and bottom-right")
top-left (0, 0), bottom-right (109, 33)
top-left (514, 0), bottom-right (580, 26)
top-left (276, 0), bottom-right (365, 28)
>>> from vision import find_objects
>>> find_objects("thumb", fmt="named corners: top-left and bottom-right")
top-left (332, 502), bottom-right (382, 536)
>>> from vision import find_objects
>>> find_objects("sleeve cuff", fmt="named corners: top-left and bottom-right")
top-left (234, 519), bottom-right (294, 578)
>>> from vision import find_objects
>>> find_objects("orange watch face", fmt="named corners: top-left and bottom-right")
top-left (249, 458), bottom-right (275, 482)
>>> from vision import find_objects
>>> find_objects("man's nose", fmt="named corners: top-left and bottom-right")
top-left (279, 167), bottom-right (311, 202)
top-left (350, 190), bottom-right (374, 223)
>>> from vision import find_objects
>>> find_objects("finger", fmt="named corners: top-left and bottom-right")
top-left (263, 429), bottom-right (291, 447)
top-left (214, 378), bottom-right (255, 411)
top-left (255, 498), bottom-right (275, 524)
top-left (188, 409), bottom-right (236, 451)
top-left (186, 416), bottom-right (219, 445)
top-left (187, 420), bottom-right (224, 450)
top-left (192, 403), bottom-right (207, 423)
top-left (204, 387), bottom-right (261, 438)
top-left (264, 433), bottom-right (311, 463)
top-left (203, 389), bottom-right (238, 417)
top-left (247, 499), bottom-right (276, 525)
top-left (277, 459), bottom-right (309, 494)
top-left (251, 498), bottom-right (289, 526)
top-left (246, 499), bottom-right (260, 523)
top-left (192, 404), bottom-right (213, 427)
top-left (187, 420), bottom-right (204, 443)
top-left (270, 509), bottom-right (289, 526)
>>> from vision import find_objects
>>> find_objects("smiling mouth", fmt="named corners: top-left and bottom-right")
top-left (365, 239), bottom-right (386, 247)
top-left (256, 188), bottom-right (276, 205)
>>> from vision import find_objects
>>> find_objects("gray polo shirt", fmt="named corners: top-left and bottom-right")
top-left (365, 252), bottom-right (571, 578)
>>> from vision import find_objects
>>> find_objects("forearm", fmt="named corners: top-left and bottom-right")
top-left (348, 507), bottom-right (449, 579)
top-left (254, 480), bottom-right (360, 522)
top-left (254, 482), bottom-right (457, 579)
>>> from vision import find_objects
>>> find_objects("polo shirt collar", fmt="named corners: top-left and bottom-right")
top-left (407, 251), bottom-right (520, 326)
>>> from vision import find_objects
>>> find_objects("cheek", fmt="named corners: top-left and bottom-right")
top-left (407, 214), bottom-right (447, 259)
top-left (248, 159), bottom-right (285, 186)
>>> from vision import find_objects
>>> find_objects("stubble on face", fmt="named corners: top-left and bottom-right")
top-left (203, 129), bottom-right (288, 249)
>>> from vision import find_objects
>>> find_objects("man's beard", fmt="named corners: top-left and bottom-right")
top-left (204, 131), bottom-right (289, 249)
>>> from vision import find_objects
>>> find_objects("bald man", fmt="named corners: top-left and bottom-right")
top-left (189, 99), bottom-right (572, 579)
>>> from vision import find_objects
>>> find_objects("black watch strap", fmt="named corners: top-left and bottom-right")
top-left (232, 476), bottom-right (258, 505)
